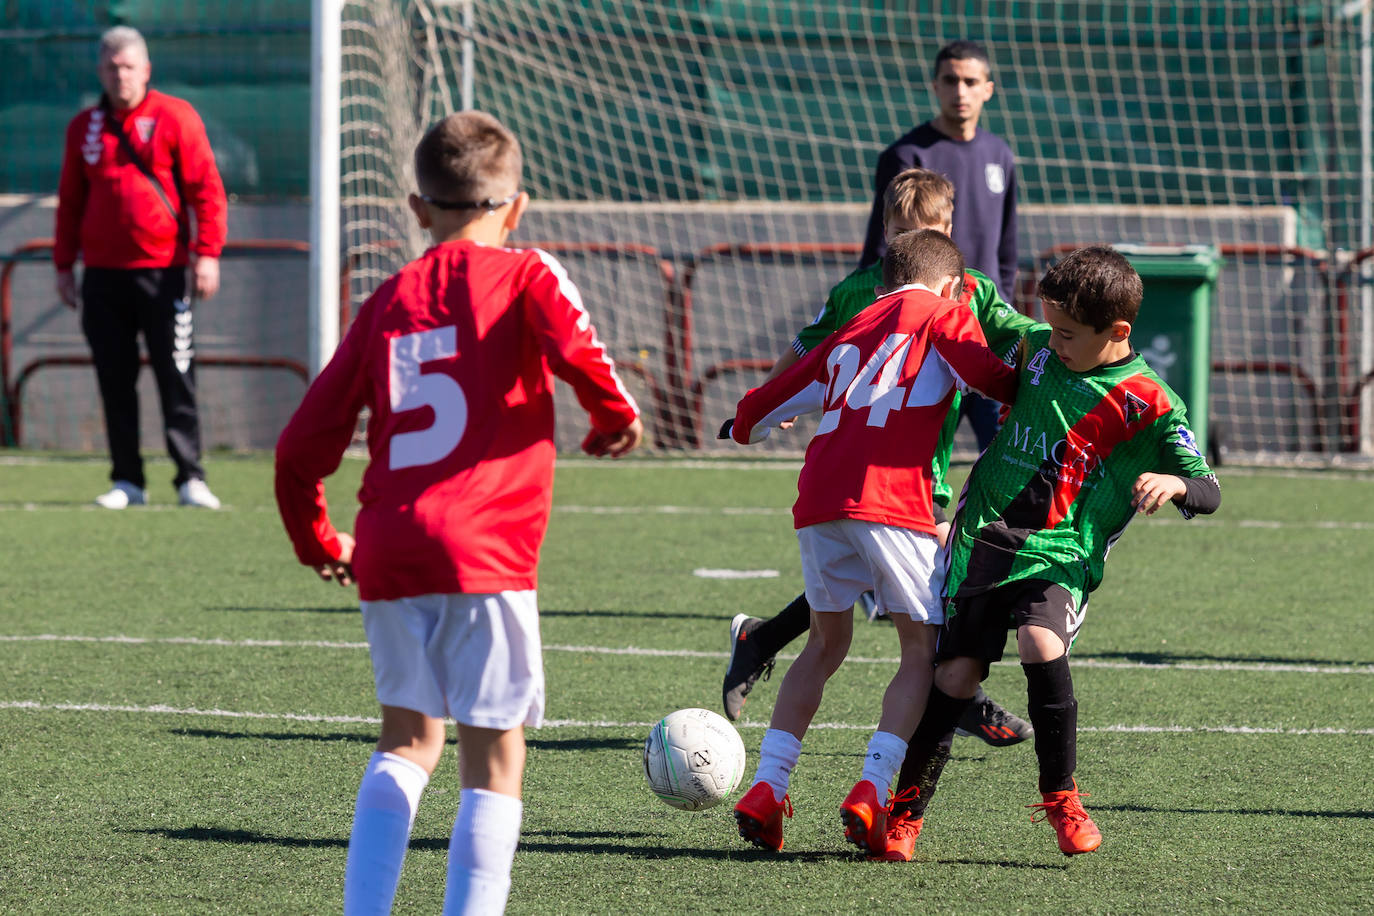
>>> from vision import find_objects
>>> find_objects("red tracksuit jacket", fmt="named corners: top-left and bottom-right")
top-left (54, 89), bottom-right (227, 270)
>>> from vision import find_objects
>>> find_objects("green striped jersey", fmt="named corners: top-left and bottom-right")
top-left (946, 326), bottom-right (1214, 604)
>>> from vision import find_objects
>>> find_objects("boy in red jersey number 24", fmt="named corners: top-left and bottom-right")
top-left (274, 112), bottom-right (642, 914)
top-left (725, 229), bottom-right (1018, 854)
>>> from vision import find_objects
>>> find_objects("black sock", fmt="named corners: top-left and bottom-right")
top-left (1023, 656), bottom-right (1077, 794)
top-left (891, 685), bottom-right (970, 819)
top-left (750, 593), bottom-right (811, 658)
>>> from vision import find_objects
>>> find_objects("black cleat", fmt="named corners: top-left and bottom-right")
top-left (722, 614), bottom-right (776, 721)
top-left (955, 690), bottom-right (1033, 747)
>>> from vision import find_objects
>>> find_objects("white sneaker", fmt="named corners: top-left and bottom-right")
top-left (95, 481), bottom-right (147, 510)
top-left (177, 479), bottom-right (221, 510)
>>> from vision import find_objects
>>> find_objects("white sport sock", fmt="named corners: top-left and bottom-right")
top-left (859, 730), bottom-right (908, 799)
top-left (442, 788), bottom-right (523, 916)
top-left (752, 728), bottom-right (803, 803)
top-left (344, 751), bottom-right (430, 916)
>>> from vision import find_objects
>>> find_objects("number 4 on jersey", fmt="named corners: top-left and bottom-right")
top-left (816, 332), bottom-right (915, 435)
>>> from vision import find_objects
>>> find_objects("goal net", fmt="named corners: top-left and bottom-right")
top-left (337, 0), bottom-right (1374, 461)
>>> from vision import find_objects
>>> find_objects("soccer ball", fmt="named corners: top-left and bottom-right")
top-left (642, 707), bottom-right (747, 811)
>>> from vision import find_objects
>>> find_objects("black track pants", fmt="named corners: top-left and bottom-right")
top-left (81, 267), bottom-right (204, 489)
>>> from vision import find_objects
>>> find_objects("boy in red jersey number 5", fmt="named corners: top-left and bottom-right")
top-left (275, 112), bottom-right (642, 914)
top-left (726, 230), bottom-right (1017, 854)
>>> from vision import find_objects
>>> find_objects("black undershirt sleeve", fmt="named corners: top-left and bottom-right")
top-left (1177, 473), bottom-right (1221, 519)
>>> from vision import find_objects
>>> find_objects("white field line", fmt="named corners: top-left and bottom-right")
top-left (6, 454), bottom-right (1373, 478)
top-left (3, 633), bottom-right (1371, 676)
top-left (13, 501), bottom-right (1372, 530)
top-left (0, 502), bottom-right (248, 512)
top-left (1, 496), bottom-right (1372, 529)
top-left (0, 700), bottom-right (1370, 736)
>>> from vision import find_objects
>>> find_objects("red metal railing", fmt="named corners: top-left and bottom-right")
top-left (679, 243), bottom-right (866, 447)
top-left (1, 238), bottom-right (322, 446)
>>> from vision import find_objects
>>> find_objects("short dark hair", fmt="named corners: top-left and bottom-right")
top-left (413, 111), bottom-right (522, 208)
top-left (883, 229), bottom-right (965, 293)
top-left (932, 40), bottom-right (991, 80)
top-left (1037, 246), bottom-right (1143, 331)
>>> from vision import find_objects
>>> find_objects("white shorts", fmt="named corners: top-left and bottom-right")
top-left (797, 519), bottom-right (945, 624)
top-left (360, 591), bottom-right (544, 729)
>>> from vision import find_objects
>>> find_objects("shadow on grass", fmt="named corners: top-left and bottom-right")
top-left (170, 727), bottom-right (377, 744)
top-left (1076, 650), bottom-right (1371, 667)
top-left (522, 834), bottom-right (839, 862)
top-left (539, 608), bottom-right (713, 621)
top-left (125, 826), bottom-right (441, 851)
top-left (205, 605), bottom-right (358, 614)
top-left (1097, 803), bottom-right (1374, 820)
top-left (168, 727), bottom-right (638, 754)
top-left (527, 736), bottom-right (642, 752)
top-left (939, 857), bottom-right (1069, 870)
top-left (125, 826), bottom-right (835, 860)
top-left (130, 825), bottom-right (1077, 866)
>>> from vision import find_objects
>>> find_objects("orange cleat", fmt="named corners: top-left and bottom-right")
top-left (873, 810), bottom-right (924, 862)
top-left (839, 779), bottom-right (887, 855)
top-left (1027, 782), bottom-right (1102, 856)
top-left (734, 781), bottom-right (793, 851)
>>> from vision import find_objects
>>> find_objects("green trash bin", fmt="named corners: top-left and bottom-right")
top-left (1113, 244), bottom-right (1222, 455)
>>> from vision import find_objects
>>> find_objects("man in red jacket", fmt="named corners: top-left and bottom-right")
top-left (54, 26), bottom-right (228, 509)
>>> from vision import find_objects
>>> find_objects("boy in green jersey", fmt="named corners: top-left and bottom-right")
top-left (875, 246), bottom-right (1221, 862)
top-left (724, 168), bottom-right (1037, 746)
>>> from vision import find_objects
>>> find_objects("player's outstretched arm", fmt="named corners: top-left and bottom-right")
top-left (582, 417), bottom-right (644, 458)
top-left (1131, 473), bottom-right (1187, 515)
top-left (932, 307), bottom-right (1019, 406)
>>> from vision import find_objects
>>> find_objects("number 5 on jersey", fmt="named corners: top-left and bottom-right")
top-left (389, 326), bottom-right (467, 470)
top-left (816, 332), bottom-right (915, 435)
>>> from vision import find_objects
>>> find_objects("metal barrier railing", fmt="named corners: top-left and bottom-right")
top-left (1, 238), bottom-right (318, 446)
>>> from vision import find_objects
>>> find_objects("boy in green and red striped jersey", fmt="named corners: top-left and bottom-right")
top-left (876, 246), bottom-right (1221, 862)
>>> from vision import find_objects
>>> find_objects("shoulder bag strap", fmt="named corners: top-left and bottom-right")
top-left (100, 94), bottom-right (181, 226)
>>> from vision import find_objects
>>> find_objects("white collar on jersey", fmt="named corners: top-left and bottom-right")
top-left (876, 281), bottom-right (937, 300)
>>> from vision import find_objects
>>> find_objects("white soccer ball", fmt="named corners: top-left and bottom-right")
top-left (642, 707), bottom-right (747, 811)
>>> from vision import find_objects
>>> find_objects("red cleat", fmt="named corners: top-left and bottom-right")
top-left (1027, 782), bottom-right (1102, 856)
top-left (839, 779), bottom-right (887, 855)
top-left (872, 810), bottom-right (924, 862)
top-left (734, 781), bottom-right (792, 851)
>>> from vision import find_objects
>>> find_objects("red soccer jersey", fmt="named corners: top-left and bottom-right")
top-left (54, 89), bottom-right (227, 270)
top-left (732, 284), bottom-right (1017, 535)
top-left (275, 239), bottom-right (640, 600)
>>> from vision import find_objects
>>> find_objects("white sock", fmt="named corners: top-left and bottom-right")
top-left (442, 788), bottom-right (523, 916)
top-left (859, 730), bottom-right (908, 799)
top-left (752, 728), bottom-right (803, 802)
top-left (344, 752), bottom-right (430, 916)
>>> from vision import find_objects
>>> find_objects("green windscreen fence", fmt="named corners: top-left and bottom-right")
top-left (0, 1), bottom-right (1366, 248)
top-left (0, 2), bottom-right (310, 198)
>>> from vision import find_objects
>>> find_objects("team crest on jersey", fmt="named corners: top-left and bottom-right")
top-left (985, 163), bottom-right (1006, 194)
top-left (1123, 391), bottom-right (1150, 424)
top-left (1173, 425), bottom-right (1203, 458)
top-left (135, 117), bottom-right (156, 143)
